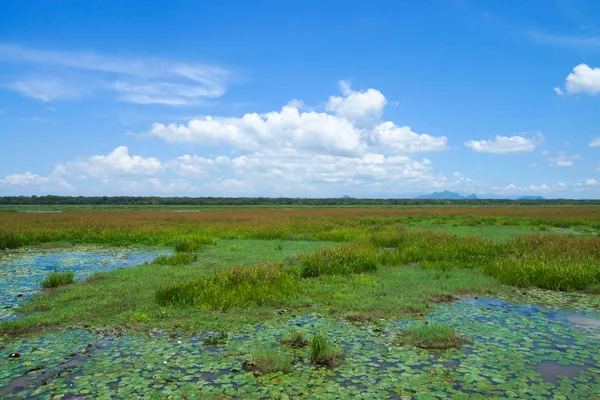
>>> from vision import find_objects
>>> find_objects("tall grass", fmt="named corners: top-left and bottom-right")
top-left (243, 349), bottom-right (293, 375)
top-left (373, 229), bottom-right (600, 291)
top-left (309, 332), bottom-right (343, 367)
top-left (41, 271), bottom-right (74, 289)
top-left (155, 262), bottom-right (300, 310)
top-left (299, 242), bottom-right (380, 277)
top-left (173, 237), bottom-right (214, 252)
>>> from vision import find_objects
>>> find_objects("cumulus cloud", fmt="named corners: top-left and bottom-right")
top-left (0, 171), bottom-right (72, 191)
top-left (565, 64), bottom-right (600, 95)
top-left (325, 81), bottom-right (387, 123)
top-left (553, 87), bottom-right (564, 96)
top-left (590, 137), bottom-right (600, 147)
top-left (54, 146), bottom-right (163, 179)
top-left (464, 133), bottom-right (543, 154)
top-left (0, 44), bottom-right (231, 105)
top-left (147, 82), bottom-right (447, 157)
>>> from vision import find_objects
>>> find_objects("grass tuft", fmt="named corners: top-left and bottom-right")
top-left (309, 332), bottom-right (343, 368)
top-left (41, 271), bottom-right (74, 289)
top-left (155, 262), bottom-right (300, 310)
top-left (242, 348), bottom-right (293, 376)
top-left (173, 237), bottom-right (214, 252)
top-left (299, 242), bottom-right (380, 278)
top-left (398, 323), bottom-right (462, 350)
top-left (280, 330), bottom-right (309, 348)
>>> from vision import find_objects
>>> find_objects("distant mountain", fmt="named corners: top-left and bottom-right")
top-left (517, 196), bottom-right (545, 200)
top-left (416, 191), bottom-right (478, 200)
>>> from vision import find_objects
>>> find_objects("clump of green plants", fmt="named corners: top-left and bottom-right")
top-left (0, 231), bottom-right (24, 250)
top-left (173, 236), bottom-right (214, 252)
top-left (202, 330), bottom-right (228, 346)
top-left (155, 262), bottom-right (300, 310)
top-left (309, 332), bottom-right (343, 368)
top-left (398, 323), bottom-right (462, 350)
top-left (299, 242), bottom-right (380, 278)
top-left (280, 330), bottom-right (309, 348)
top-left (41, 271), bottom-right (74, 289)
top-left (242, 348), bottom-right (293, 375)
top-left (153, 252), bottom-right (198, 265)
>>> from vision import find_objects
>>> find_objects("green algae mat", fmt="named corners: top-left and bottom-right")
top-left (1, 293), bottom-right (599, 399)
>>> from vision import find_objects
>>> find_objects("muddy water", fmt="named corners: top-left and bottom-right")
top-left (0, 247), bottom-right (170, 320)
top-left (1, 294), bottom-right (599, 399)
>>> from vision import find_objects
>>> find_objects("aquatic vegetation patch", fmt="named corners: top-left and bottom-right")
top-left (280, 330), bottom-right (309, 348)
top-left (299, 242), bottom-right (380, 278)
top-left (398, 323), bottom-right (463, 350)
top-left (155, 262), bottom-right (300, 310)
top-left (242, 348), bottom-right (293, 375)
top-left (40, 271), bottom-right (74, 289)
top-left (309, 332), bottom-right (344, 368)
top-left (0, 247), bottom-right (170, 321)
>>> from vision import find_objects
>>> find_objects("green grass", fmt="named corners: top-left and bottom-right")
top-left (173, 237), bottom-right (214, 252)
top-left (309, 332), bottom-right (343, 368)
top-left (41, 271), bottom-right (74, 289)
top-left (243, 349), bottom-right (293, 375)
top-left (299, 241), bottom-right (380, 277)
top-left (0, 239), bottom-right (499, 336)
top-left (280, 330), bottom-right (309, 348)
top-left (155, 262), bottom-right (300, 310)
top-left (398, 323), bottom-right (462, 350)
top-left (153, 252), bottom-right (198, 265)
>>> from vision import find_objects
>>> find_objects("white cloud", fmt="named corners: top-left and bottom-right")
top-left (565, 64), bottom-right (600, 95)
top-left (548, 154), bottom-right (580, 167)
top-left (585, 178), bottom-right (598, 186)
top-left (371, 122), bottom-right (448, 153)
top-left (325, 81), bottom-right (387, 123)
top-left (0, 171), bottom-right (72, 191)
top-left (553, 87), bottom-right (564, 96)
top-left (147, 82), bottom-right (447, 157)
top-left (0, 44), bottom-right (231, 105)
top-left (6, 77), bottom-right (88, 102)
top-left (55, 146), bottom-right (163, 179)
top-left (590, 137), bottom-right (600, 147)
top-left (464, 133), bottom-right (542, 154)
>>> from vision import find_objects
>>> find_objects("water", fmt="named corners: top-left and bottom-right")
top-left (1, 294), bottom-right (599, 398)
top-left (0, 247), bottom-right (170, 320)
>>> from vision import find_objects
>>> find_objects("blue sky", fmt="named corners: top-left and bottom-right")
top-left (1, 0), bottom-right (599, 198)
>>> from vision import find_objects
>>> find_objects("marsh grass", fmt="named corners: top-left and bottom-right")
top-left (299, 242), bottom-right (380, 277)
top-left (309, 332), bottom-right (343, 367)
top-left (280, 330), bottom-right (309, 348)
top-left (243, 348), bottom-right (293, 375)
top-left (373, 229), bottom-right (600, 291)
top-left (173, 237), bottom-right (214, 252)
top-left (399, 323), bottom-right (462, 350)
top-left (153, 252), bottom-right (198, 265)
top-left (41, 271), bottom-right (74, 289)
top-left (155, 262), bottom-right (300, 310)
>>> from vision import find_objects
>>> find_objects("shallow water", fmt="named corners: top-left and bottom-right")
top-left (0, 247), bottom-right (170, 320)
top-left (1, 295), bottom-right (599, 399)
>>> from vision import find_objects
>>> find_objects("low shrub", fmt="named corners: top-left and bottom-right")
top-left (41, 271), bottom-right (74, 289)
top-left (155, 262), bottom-right (300, 310)
top-left (398, 323), bottom-right (462, 350)
top-left (309, 332), bottom-right (343, 368)
top-left (243, 349), bottom-right (293, 375)
top-left (299, 242), bottom-right (380, 278)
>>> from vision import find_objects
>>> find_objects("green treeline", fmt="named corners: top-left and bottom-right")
top-left (1, 195), bottom-right (599, 206)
